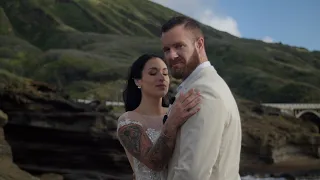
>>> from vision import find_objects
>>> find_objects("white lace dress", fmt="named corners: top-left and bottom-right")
top-left (117, 111), bottom-right (168, 180)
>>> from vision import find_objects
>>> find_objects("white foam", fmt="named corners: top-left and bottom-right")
top-left (241, 175), bottom-right (286, 180)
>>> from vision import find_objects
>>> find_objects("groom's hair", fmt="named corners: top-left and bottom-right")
top-left (161, 16), bottom-right (204, 39)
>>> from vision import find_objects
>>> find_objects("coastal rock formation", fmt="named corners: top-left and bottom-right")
top-left (0, 0), bottom-right (320, 179)
top-left (0, 109), bottom-right (38, 180)
top-left (0, 78), bottom-right (319, 179)
top-left (0, 80), bottom-right (132, 180)
top-left (239, 100), bottom-right (320, 177)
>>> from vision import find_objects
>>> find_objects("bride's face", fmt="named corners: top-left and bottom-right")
top-left (137, 57), bottom-right (170, 98)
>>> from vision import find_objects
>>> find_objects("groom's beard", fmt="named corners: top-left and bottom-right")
top-left (170, 49), bottom-right (199, 80)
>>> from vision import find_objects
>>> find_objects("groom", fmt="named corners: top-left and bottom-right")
top-left (161, 16), bottom-right (242, 180)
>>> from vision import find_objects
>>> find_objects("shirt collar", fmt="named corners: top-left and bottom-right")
top-left (176, 61), bottom-right (212, 92)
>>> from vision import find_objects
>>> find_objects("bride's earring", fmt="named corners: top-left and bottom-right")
top-left (134, 79), bottom-right (141, 89)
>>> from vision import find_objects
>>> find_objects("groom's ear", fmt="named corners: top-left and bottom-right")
top-left (196, 37), bottom-right (205, 50)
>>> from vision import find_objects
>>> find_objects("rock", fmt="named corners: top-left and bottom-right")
top-left (0, 110), bottom-right (8, 126)
top-left (237, 98), bottom-right (320, 177)
top-left (0, 78), bottom-right (319, 179)
top-left (0, 109), bottom-right (39, 180)
top-left (0, 110), bottom-right (11, 160)
top-left (0, 157), bottom-right (40, 180)
top-left (39, 173), bottom-right (63, 180)
top-left (0, 80), bottom-right (132, 179)
top-left (0, 7), bottom-right (15, 36)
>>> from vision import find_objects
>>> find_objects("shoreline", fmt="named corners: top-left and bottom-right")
top-left (240, 158), bottom-right (320, 179)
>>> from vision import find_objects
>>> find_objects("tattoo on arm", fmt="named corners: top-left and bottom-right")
top-left (118, 124), bottom-right (177, 171)
top-left (147, 126), bottom-right (177, 170)
top-left (118, 125), bottom-right (152, 161)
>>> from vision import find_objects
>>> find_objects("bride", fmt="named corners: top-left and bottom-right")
top-left (117, 54), bottom-right (201, 180)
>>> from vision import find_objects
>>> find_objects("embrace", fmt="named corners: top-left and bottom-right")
top-left (117, 16), bottom-right (242, 180)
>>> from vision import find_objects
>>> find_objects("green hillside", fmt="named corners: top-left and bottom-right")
top-left (0, 0), bottom-right (320, 103)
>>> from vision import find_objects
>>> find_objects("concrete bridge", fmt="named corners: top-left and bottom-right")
top-left (74, 99), bottom-right (320, 118)
top-left (75, 99), bottom-right (124, 106)
top-left (261, 103), bottom-right (320, 119)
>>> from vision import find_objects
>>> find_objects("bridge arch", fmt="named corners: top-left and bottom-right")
top-left (296, 110), bottom-right (320, 133)
top-left (296, 110), bottom-right (320, 119)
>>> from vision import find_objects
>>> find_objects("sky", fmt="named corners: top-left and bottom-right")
top-left (150, 0), bottom-right (320, 51)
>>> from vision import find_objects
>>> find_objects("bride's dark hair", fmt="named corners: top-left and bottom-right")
top-left (122, 54), bottom-right (169, 112)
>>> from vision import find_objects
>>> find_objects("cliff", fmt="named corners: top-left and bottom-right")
top-left (0, 109), bottom-right (39, 180)
top-left (0, 74), bottom-right (320, 179)
top-left (0, 75), bottom-right (132, 180)
top-left (0, 0), bottom-right (320, 179)
top-left (239, 99), bottom-right (320, 176)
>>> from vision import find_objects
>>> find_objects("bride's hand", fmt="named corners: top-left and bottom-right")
top-left (167, 88), bottom-right (201, 129)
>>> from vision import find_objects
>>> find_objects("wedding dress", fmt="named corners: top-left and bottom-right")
top-left (117, 111), bottom-right (168, 180)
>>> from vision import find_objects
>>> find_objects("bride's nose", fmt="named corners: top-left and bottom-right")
top-left (157, 73), bottom-right (165, 81)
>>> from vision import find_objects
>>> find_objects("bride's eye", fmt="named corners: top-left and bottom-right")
top-left (149, 70), bottom-right (157, 76)
top-left (163, 70), bottom-right (168, 76)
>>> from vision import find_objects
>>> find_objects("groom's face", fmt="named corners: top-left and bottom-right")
top-left (161, 25), bottom-right (199, 80)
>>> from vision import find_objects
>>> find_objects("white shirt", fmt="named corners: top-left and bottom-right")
top-left (167, 61), bottom-right (213, 116)
top-left (176, 61), bottom-right (212, 93)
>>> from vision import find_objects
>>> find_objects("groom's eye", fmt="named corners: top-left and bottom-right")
top-left (163, 47), bottom-right (169, 53)
top-left (174, 43), bottom-right (184, 49)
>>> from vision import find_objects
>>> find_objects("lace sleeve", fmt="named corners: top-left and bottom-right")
top-left (117, 112), bottom-right (143, 131)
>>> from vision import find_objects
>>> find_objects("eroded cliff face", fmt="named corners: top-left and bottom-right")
top-left (239, 100), bottom-right (320, 177)
top-left (0, 81), bottom-right (132, 180)
top-left (0, 109), bottom-right (40, 180)
top-left (0, 80), bottom-right (320, 179)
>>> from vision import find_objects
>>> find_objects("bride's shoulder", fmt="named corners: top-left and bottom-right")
top-left (117, 111), bottom-right (141, 122)
top-left (117, 111), bottom-right (143, 128)
top-left (118, 111), bottom-right (133, 120)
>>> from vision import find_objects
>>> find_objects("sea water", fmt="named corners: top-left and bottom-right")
top-left (241, 175), bottom-right (320, 180)
top-left (241, 175), bottom-right (286, 180)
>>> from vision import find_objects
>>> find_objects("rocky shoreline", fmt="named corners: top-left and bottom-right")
top-left (0, 80), bottom-right (320, 179)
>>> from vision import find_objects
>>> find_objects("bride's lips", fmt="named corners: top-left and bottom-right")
top-left (155, 84), bottom-right (167, 89)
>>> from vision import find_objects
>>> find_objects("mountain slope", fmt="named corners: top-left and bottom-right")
top-left (0, 0), bottom-right (319, 103)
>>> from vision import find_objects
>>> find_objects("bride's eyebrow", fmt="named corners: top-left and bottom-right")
top-left (148, 67), bottom-right (157, 70)
top-left (148, 67), bottom-right (168, 70)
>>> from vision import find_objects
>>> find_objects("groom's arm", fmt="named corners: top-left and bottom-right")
top-left (171, 89), bottom-right (227, 180)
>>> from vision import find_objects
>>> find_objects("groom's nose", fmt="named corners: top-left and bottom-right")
top-left (166, 49), bottom-right (178, 61)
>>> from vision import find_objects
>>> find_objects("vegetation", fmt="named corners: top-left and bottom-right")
top-left (0, 0), bottom-right (319, 103)
top-left (1, 2), bottom-right (320, 172)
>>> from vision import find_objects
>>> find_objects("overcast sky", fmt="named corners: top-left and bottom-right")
top-left (150, 0), bottom-right (320, 51)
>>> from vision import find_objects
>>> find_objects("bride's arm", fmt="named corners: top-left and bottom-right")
top-left (117, 120), bottom-right (178, 171)
top-left (118, 89), bottom-right (201, 171)
top-left (123, 150), bottom-right (136, 179)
